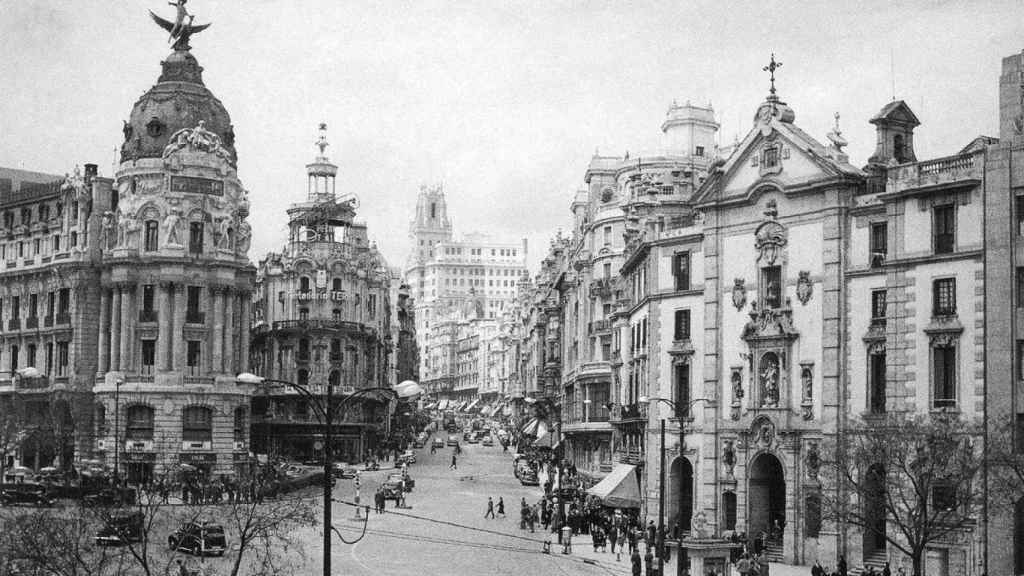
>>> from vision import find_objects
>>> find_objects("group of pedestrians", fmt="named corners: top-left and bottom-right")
top-left (484, 496), bottom-right (506, 518)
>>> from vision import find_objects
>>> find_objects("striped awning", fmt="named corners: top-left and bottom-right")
top-left (437, 399), bottom-right (449, 410)
top-left (465, 398), bottom-right (480, 412)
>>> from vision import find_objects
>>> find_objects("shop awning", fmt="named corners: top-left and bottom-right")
top-left (437, 399), bottom-right (449, 410)
top-left (465, 399), bottom-right (480, 412)
top-left (586, 464), bottom-right (641, 509)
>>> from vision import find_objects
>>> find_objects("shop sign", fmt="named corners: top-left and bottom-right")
top-left (169, 175), bottom-right (224, 196)
top-left (125, 452), bottom-right (156, 463)
top-left (179, 453), bottom-right (217, 464)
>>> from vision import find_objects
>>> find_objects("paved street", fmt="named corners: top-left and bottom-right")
top-left (290, 436), bottom-right (631, 576)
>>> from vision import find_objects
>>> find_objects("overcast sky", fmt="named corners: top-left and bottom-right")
top-left (1, 0), bottom-right (1021, 273)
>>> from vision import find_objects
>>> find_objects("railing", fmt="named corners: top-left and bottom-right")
top-left (55, 313), bottom-right (70, 325)
top-left (273, 319), bottom-right (369, 333)
top-left (588, 319), bottom-right (611, 334)
top-left (615, 448), bottom-right (644, 465)
top-left (43, 316), bottom-right (53, 327)
top-left (184, 376), bottom-right (215, 386)
top-left (186, 312), bottom-right (205, 324)
top-left (8, 318), bottom-right (20, 330)
top-left (611, 403), bottom-right (647, 423)
top-left (918, 154), bottom-right (976, 176)
top-left (25, 317), bottom-right (38, 329)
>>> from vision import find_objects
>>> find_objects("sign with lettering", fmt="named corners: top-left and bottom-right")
top-left (169, 175), bottom-right (224, 196)
top-left (179, 453), bottom-right (217, 464)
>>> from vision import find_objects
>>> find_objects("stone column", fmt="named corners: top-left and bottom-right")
top-left (239, 292), bottom-right (251, 373)
top-left (98, 288), bottom-right (110, 373)
top-left (119, 283), bottom-right (134, 372)
top-left (110, 287), bottom-right (122, 372)
top-left (157, 282), bottom-right (172, 371)
top-left (172, 283), bottom-right (187, 371)
top-left (211, 286), bottom-right (224, 373)
top-left (223, 289), bottom-right (235, 375)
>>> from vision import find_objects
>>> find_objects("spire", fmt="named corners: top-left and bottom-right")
top-left (763, 53), bottom-right (783, 100)
top-left (306, 122), bottom-right (338, 201)
top-left (315, 122), bottom-right (330, 161)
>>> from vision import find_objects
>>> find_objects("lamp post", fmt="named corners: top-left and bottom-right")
top-left (237, 373), bottom-right (422, 576)
top-left (112, 375), bottom-right (124, 487)
top-left (640, 395), bottom-right (711, 576)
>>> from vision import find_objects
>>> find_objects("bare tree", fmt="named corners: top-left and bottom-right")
top-left (983, 417), bottom-right (1024, 506)
top-left (0, 506), bottom-right (119, 576)
top-left (824, 413), bottom-right (985, 576)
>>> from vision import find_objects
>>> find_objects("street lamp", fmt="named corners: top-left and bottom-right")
top-left (111, 375), bottom-right (124, 487)
top-left (639, 395), bottom-right (711, 576)
top-left (236, 372), bottom-right (422, 576)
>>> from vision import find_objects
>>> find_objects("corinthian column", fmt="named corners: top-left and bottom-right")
top-left (172, 283), bottom-right (187, 370)
top-left (239, 292), bottom-right (251, 373)
top-left (211, 286), bottom-right (224, 374)
top-left (119, 283), bottom-right (134, 372)
top-left (98, 288), bottom-right (110, 373)
top-left (157, 281), bottom-right (172, 371)
top-left (110, 287), bottom-right (122, 372)
top-left (223, 288), bottom-right (235, 375)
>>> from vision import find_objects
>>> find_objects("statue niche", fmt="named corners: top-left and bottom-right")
top-left (758, 352), bottom-right (781, 408)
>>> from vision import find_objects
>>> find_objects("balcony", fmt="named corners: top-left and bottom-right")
top-left (25, 316), bottom-right (38, 329)
top-left (610, 403), bottom-right (647, 424)
top-left (186, 311), bottom-right (205, 324)
top-left (55, 313), bottom-right (70, 325)
top-left (43, 316), bottom-right (53, 327)
top-left (887, 151), bottom-right (982, 197)
top-left (8, 318), bottom-right (20, 330)
top-left (273, 319), bottom-right (369, 334)
top-left (588, 319), bottom-right (611, 336)
top-left (615, 447), bottom-right (644, 466)
top-left (139, 310), bottom-right (158, 323)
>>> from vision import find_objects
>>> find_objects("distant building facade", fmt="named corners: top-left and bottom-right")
top-left (249, 126), bottom-right (393, 463)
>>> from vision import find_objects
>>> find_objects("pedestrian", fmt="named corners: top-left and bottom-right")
top-left (528, 505), bottom-right (537, 533)
top-left (646, 520), bottom-right (657, 547)
top-left (737, 554), bottom-right (751, 576)
top-left (837, 555), bottom-right (847, 576)
top-left (628, 524), bottom-right (638, 554)
top-left (497, 497), bottom-right (506, 518)
top-left (609, 524), bottom-right (619, 556)
top-left (644, 545), bottom-right (654, 576)
top-left (485, 497), bottom-right (496, 519)
top-left (631, 548), bottom-right (643, 576)
top-left (450, 453), bottom-right (457, 470)
top-left (561, 525), bottom-right (573, 554)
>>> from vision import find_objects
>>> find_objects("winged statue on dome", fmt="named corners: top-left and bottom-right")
top-left (150, 0), bottom-right (211, 51)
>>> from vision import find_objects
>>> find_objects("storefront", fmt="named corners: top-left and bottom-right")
top-left (124, 452), bottom-right (156, 485)
top-left (179, 453), bottom-right (217, 479)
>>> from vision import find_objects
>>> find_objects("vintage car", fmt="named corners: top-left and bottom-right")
top-left (481, 436), bottom-right (494, 447)
top-left (82, 487), bottom-right (137, 507)
top-left (447, 435), bottom-right (460, 447)
top-left (331, 463), bottom-right (359, 479)
top-left (518, 467), bottom-right (540, 486)
top-left (94, 511), bottom-right (145, 546)
top-left (432, 437), bottom-right (446, 449)
top-left (387, 472), bottom-right (414, 491)
top-left (168, 521), bottom-right (227, 557)
top-left (396, 450), bottom-right (416, 465)
top-left (380, 478), bottom-right (405, 502)
top-left (0, 483), bottom-right (53, 507)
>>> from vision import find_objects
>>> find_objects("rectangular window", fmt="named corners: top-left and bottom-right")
top-left (674, 309), bottom-right (691, 341)
top-left (933, 278), bottom-right (956, 316)
top-left (52, 235), bottom-right (60, 252)
top-left (44, 343), bottom-right (53, 375)
top-left (1018, 340), bottom-right (1024, 381)
top-left (1017, 195), bottom-right (1024, 237)
top-left (189, 222), bottom-right (204, 254)
top-left (870, 222), bottom-right (887, 268)
top-left (57, 289), bottom-right (69, 317)
top-left (932, 483), bottom-right (957, 512)
top-left (674, 362), bottom-right (690, 418)
top-left (763, 147), bottom-right (779, 168)
top-left (28, 294), bottom-right (37, 320)
top-left (933, 204), bottom-right (955, 254)
top-left (603, 262), bottom-right (612, 280)
top-left (186, 286), bottom-right (202, 323)
top-left (869, 351), bottom-right (887, 414)
top-left (673, 252), bottom-right (691, 291)
top-left (1018, 268), bottom-right (1024, 308)
top-left (933, 345), bottom-right (957, 408)
top-left (11, 296), bottom-right (19, 319)
top-left (871, 289), bottom-right (887, 325)
top-left (1016, 414), bottom-right (1024, 454)
top-left (186, 341), bottom-right (201, 371)
top-left (141, 339), bottom-right (156, 373)
top-left (27, 344), bottom-right (36, 368)
top-left (695, 146), bottom-right (705, 157)
top-left (56, 342), bottom-right (68, 376)
top-left (141, 284), bottom-right (156, 322)
top-left (46, 292), bottom-right (54, 318)
top-left (144, 220), bottom-right (159, 251)
top-left (761, 266), bottom-right (782, 309)
top-left (603, 226), bottom-right (612, 246)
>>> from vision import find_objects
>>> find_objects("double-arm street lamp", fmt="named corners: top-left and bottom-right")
top-left (236, 372), bottom-right (423, 576)
top-left (639, 395), bottom-right (711, 576)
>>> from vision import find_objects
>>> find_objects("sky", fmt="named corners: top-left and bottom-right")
top-left (1, 0), bottom-right (1022, 273)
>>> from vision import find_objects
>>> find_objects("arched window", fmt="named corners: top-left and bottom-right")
top-left (298, 339), bottom-right (310, 361)
top-left (144, 220), bottom-right (159, 251)
top-left (125, 405), bottom-right (154, 440)
top-left (233, 406), bottom-right (247, 441)
top-left (299, 277), bottom-right (310, 292)
top-left (182, 406), bottom-right (213, 443)
top-left (297, 369), bottom-right (309, 387)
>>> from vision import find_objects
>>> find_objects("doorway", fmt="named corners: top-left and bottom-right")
top-left (669, 456), bottom-right (694, 533)
top-left (748, 452), bottom-right (786, 544)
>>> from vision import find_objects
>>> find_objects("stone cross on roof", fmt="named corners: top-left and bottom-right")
top-left (763, 53), bottom-right (783, 97)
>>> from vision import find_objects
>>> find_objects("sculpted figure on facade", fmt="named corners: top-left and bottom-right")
top-left (759, 353), bottom-right (780, 407)
top-left (101, 211), bottom-right (115, 249)
top-left (805, 441), bottom-right (820, 481)
top-left (692, 510), bottom-right (709, 539)
top-left (236, 220), bottom-right (252, 254)
top-left (723, 439), bottom-right (736, 479)
top-left (163, 209), bottom-right (182, 246)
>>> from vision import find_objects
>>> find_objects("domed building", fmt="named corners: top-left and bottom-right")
top-left (249, 124), bottom-right (395, 463)
top-left (92, 7), bottom-right (256, 482)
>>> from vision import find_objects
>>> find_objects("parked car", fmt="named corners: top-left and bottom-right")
top-left (381, 478), bottom-right (404, 502)
top-left (0, 483), bottom-right (53, 507)
top-left (94, 511), bottom-right (145, 546)
top-left (462, 431), bottom-right (472, 441)
top-left (519, 467), bottom-right (540, 486)
top-left (168, 521), bottom-right (227, 556)
top-left (332, 463), bottom-right (358, 479)
top-left (83, 487), bottom-right (136, 507)
top-left (447, 435), bottom-right (460, 447)
top-left (412, 438), bottom-right (425, 448)
top-left (482, 436), bottom-right (494, 447)
top-left (387, 472), bottom-right (414, 490)
top-left (397, 450), bottom-right (416, 465)
top-left (432, 437), bottom-right (446, 449)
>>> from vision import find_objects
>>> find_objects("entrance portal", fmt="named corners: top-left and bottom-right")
top-left (669, 457), bottom-right (694, 533)
top-left (749, 453), bottom-right (786, 544)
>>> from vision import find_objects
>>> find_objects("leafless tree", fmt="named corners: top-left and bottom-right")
top-left (824, 412), bottom-right (985, 576)
top-left (0, 505), bottom-right (119, 576)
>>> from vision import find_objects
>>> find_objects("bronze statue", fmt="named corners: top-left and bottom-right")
top-left (149, 0), bottom-right (211, 51)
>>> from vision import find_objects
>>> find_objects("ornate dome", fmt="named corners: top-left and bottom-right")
top-left (120, 49), bottom-right (237, 166)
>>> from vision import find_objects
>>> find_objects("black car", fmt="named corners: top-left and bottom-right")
top-left (95, 511), bottom-right (145, 546)
top-left (0, 483), bottom-right (53, 507)
top-left (83, 487), bottom-right (137, 507)
top-left (381, 479), bottom-right (404, 502)
top-left (168, 522), bottom-right (227, 556)
top-left (519, 468), bottom-right (540, 486)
